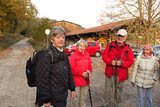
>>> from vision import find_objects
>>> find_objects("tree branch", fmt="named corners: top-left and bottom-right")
top-left (143, 0), bottom-right (148, 11)
top-left (122, 3), bottom-right (138, 18)
top-left (152, 0), bottom-right (157, 6)
top-left (152, 11), bottom-right (160, 20)
top-left (151, 2), bottom-right (160, 18)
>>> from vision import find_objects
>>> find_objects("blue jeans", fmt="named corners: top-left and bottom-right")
top-left (137, 86), bottom-right (153, 107)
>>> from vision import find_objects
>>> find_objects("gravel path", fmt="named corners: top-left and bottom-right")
top-left (0, 39), bottom-right (160, 107)
top-left (0, 38), bottom-right (36, 107)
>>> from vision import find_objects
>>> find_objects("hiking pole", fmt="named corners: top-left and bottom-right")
top-left (85, 76), bottom-right (93, 107)
top-left (111, 60), bottom-right (118, 107)
top-left (116, 66), bottom-right (119, 107)
top-left (115, 60), bottom-right (121, 106)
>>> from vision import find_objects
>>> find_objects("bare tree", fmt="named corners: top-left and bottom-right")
top-left (122, 0), bottom-right (160, 44)
top-left (99, 0), bottom-right (160, 45)
top-left (98, 0), bottom-right (135, 24)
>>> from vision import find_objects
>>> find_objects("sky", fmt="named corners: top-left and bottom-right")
top-left (31, 0), bottom-right (107, 28)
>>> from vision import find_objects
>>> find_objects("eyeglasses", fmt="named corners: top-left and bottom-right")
top-left (143, 48), bottom-right (149, 51)
top-left (117, 34), bottom-right (125, 37)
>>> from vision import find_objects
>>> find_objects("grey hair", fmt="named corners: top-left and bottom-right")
top-left (76, 40), bottom-right (88, 47)
top-left (50, 26), bottom-right (65, 39)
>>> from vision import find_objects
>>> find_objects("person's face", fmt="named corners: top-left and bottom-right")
top-left (77, 42), bottom-right (86, 53)
top-left (51, 33), bottom-right (65, 48)
top-left (116, 34), bottom-right (127, 44)
top-left (143, 47), bottom-right (151, 56)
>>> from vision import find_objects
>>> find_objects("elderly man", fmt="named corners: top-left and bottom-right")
top-left (101, 29), bottom-right (134, 107)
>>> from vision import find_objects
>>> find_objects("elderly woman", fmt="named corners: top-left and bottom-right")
top-left (36, 26), bottom-right (76, 107)
top-left (131, 45), bottom-right (159, 107)
top-left (69, 40), bottom-right (92, 107)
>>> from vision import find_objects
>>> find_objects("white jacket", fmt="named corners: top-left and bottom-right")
top-left (131, 55), bottom-right (159, 88)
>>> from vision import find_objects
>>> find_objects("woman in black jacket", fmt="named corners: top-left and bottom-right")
top-left (36, 26), bottom-right (76, 107)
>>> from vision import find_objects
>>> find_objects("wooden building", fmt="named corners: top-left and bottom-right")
top-left (53, 20), bottom-right (84, 33)
top-left (65, 19), bottom-right (134, 48)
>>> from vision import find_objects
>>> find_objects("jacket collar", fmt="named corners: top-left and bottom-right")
top-left (75, 48), bottom-right (87, 56)
top-left (112, 40), bottom-right (127, 48)
top-left (49, 44), bottom-right (64, 53)
top-left (52, 44), bottom-right (63, 52)
top-left (140, 54), bottom-right (153, 59)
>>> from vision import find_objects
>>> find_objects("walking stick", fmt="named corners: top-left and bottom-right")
top-left (85, 76), bottom-right (93, 107)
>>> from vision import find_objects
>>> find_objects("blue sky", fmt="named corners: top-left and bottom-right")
top-left (31, 0), bottom-right (107, 28)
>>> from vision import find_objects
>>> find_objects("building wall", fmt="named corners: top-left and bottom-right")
top-left (53, 21), bottom-right (83, 32)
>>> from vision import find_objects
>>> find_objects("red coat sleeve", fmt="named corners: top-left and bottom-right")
top-left (69, 54), bottom-right (83, 76)
top-left (102, 43), bottom-right (112, 65)
top-left (121, 48), bottom-right (134, 68)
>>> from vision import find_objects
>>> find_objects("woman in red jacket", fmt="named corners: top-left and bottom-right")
top-left (69, 40), bottom-right (92, 107)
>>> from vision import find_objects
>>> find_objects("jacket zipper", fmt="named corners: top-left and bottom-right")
top-left (142, 60), bottom-right (147, 87)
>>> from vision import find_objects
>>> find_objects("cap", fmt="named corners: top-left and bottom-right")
top-left (117, 29), bottom-right (127, 36)
top-left (143, 45), bottom-right (152, 52)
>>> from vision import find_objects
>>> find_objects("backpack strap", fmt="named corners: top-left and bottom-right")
top-left (48, 49), bottom-right (54, 64)
top-left (123, 44), bottom-right (130, 60)
top-left (109, 41), bottom-right (113, 52)
top-left (108, 41), bottom-right (117, 52)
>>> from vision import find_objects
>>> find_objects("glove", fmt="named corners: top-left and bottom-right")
top-left (130, 82), bottom-right (135, 87)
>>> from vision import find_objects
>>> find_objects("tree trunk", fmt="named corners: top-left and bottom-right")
top-left (147, 0), bottom-right (153, 44)
top-left (9, 20), bottom-right (13, 33)
top-left (12, 19), bottom-right (18, 34)
top-left (138, 0), bottom-right (143, 19)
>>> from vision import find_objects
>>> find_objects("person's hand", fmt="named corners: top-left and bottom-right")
top-left (43, 102), bottom-right (51, 107)
top-left (70, 91), bottom-right (76, 99)
top-left (111, 60), bottom-right (116, 66)
top-left (82, 72), bottom-right (88, 78)
top-left (130, 82), bottom-right (135, 87)
top-left (86, 70), bottom-right (90, 74)
top-left (116, 60), bottom-right (122, 66)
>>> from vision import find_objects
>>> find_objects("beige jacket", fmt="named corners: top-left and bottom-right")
top-left (131, 55), bottom-right (159, 88)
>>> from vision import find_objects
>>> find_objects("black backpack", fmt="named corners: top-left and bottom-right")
top-left (25, 49), bottom-right (53, 87)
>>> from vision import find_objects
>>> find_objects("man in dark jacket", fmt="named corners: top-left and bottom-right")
top-left (101, 29), bottom-right (134, 107)
top-left (36, 26), bottom-right (76, 107)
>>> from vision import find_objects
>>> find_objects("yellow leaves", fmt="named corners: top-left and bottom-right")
top-left (0, 0), bottom-right (38, 33)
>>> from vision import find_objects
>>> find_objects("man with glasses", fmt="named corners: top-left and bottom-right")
top-left (101, 29), bottom-right (134, 107)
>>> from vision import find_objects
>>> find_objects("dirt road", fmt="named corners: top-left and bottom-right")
top-left (0, 38), bottom-right (160, 107)
top-left (0, 38), bottom-right (36, 107)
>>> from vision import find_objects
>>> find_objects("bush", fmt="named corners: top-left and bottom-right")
top-left (27, 39), bottom-right (46, 51)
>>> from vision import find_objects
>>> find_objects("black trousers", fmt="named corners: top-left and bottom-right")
top-left (36, 89), bottom-right (68, 107)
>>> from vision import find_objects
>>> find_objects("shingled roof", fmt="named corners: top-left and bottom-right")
top-left (66, 19), bottom-right (134, 36)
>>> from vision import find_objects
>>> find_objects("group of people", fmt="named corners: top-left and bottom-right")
top-left (35, 26), bottom-right (160, 107)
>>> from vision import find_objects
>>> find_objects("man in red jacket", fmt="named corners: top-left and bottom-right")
top-left (101, 29), bottom-right (134, 107)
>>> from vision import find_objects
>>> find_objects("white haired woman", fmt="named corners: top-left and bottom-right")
top-left (131, 45), bottom-right (159, 107)
top-left (69, 40), bottom-right (92, 107)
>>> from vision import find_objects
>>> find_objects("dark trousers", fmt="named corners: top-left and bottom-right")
top-left (36, 89), bottom-right (68, 107)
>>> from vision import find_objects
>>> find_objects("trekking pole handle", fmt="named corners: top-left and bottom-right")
top-left (112, 59), bottom-right (117, 66)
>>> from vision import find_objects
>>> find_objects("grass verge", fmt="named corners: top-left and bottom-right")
top-left (27, 39), bottom-right (45, 51)
top-left (0, 33), bottom-right (24, 52)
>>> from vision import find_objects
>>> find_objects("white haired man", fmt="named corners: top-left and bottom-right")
top-left (101, 29), bottom-right (134, 107)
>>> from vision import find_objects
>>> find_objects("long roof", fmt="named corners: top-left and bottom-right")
top-left (66, 19), bottom-right (134, 36)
